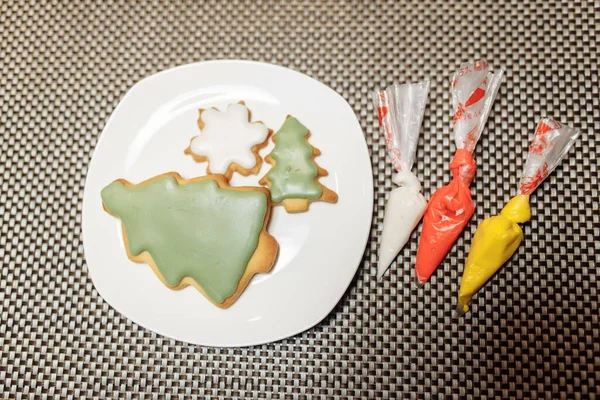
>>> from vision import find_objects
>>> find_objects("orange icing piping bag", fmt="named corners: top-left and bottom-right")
top-left (373, 81), bottom-right (430, 279)
top-left (415, 60), bottom-right (503, 284)
top-left (455, 119), bottom-right (580, 317)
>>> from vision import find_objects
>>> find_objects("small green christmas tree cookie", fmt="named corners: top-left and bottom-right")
top-left (101, 173), bottom-right (279, 309)
top-left (259, 116), bottom-right (338, 213)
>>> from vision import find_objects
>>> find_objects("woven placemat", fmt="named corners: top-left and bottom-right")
top-left (1, 1), bottom-right (598, 398)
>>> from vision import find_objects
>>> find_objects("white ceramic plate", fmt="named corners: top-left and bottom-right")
top-left (82, 60), bottom-right (373, 347)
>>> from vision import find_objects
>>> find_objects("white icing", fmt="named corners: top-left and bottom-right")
top-left (189, 103), bottom-right (269, 174)
top-left (392, 170), bottom-right (422, 191)
top-left (378, 170), bottom-right (427, 278)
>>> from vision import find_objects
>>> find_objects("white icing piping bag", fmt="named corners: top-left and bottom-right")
top-left (372, 81), bottom-right (429, 279)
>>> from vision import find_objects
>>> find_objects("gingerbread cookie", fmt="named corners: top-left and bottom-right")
top-left (185, 102), bottom-right (271, 180)
top-left (259, 116), bottom-right (338, 213)
top-left (101, 172), bottom-right (279, 308)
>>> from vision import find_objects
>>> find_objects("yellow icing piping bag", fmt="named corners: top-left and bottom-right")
top-left (454, 119), bottom-right (580, 317)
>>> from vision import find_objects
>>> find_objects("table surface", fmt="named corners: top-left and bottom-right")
top-left (1, 1), bottom-right (598, 399)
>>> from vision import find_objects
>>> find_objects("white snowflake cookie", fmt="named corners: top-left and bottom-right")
top-left (186, 102), bottom-right (271, 179)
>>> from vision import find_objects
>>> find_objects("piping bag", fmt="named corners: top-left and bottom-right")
top-left (415, 60), bottom-right (503, 284)
top-left (456, 119), bottom-right (580, 316)
top-left (372, 81), bottom-right (429, 278)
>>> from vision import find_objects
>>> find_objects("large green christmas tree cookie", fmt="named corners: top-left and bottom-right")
top-left (101, 173), bottom-right (279, 309)
top-left (259, 116), bottom-right (338, 213)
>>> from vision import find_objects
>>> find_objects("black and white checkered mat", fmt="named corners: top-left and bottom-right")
top-left (1, 1), bottom-right (598, 398)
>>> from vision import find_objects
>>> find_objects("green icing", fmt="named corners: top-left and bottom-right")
top-left (266, 117), bottom-right (323, 203)
top-left (101, 175), bottom-right (268, 304)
